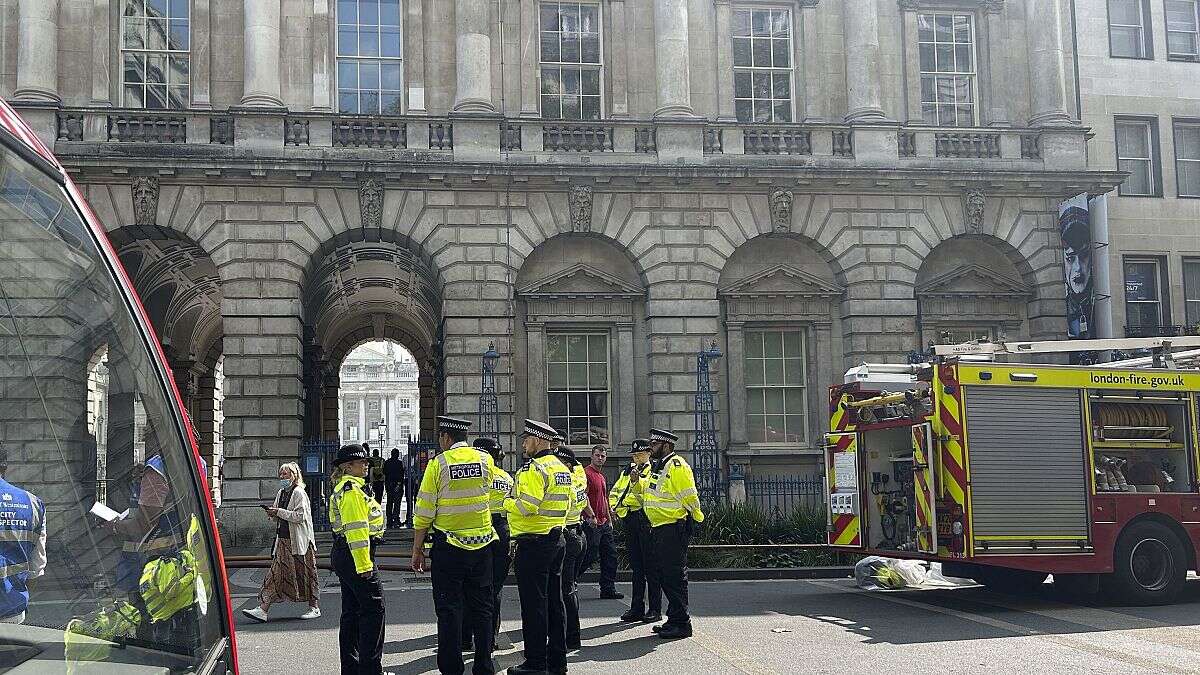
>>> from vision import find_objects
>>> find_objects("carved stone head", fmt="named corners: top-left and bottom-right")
top-left (770, 189), bottom-right (794, 232)
top-left (569, 185), bottom-right (594, 232)
top-left (359, 177), bottom-right (384, 230)
top-left (131, 176), bottom-right (160, 227)
top-left (964, 189), bottom-right (986, 234)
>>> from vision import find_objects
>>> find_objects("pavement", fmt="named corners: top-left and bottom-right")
top-left (231, 568), bottom-right (1200, 675)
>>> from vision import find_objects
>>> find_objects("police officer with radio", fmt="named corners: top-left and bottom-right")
top-left (329, 443), bottom-right (387, 675)
top-left (643, 428), bottom-right (704, 640)
top-left (505, 420), bottom-right (573, 675)
top-left (609, 439), bottom-right (660, 624)
top-left (412, 416), bottom-right (497, 675)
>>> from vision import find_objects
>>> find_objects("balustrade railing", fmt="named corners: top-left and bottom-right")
top-left (1021, 133), bottom-right (1042, 159)
top-left (832, 129), bottom-right (853, 157)
top-left (57, 113), bottom-right (83, 141)
top-left (333, 118), bottom-right (406, 148)
top-left (634, 126), bottom-right (656, 153)
top-left (898, 131), bottom-right (917, 157)
top-left (703, 127), bottom-right (724, 154)
top-left (543, 123), bottom-right (614, 152)
top-left (935, 132), bottom-right (1001, 158)
top-left (429, 123), bottom-right (454, 150)
top-left (284, 117), bottom-right (310, 146)
top-left (210, 116), bottom-right (234, 145)
top-left (501, 122), bottom-right (522, 152)
top-left (743, 127), bottom-right (811, 155)
top-left (109, 113), bottom-right (187, 143)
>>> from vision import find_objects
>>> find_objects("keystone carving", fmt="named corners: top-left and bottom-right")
top-left (131, 176), bottom-right (160, 227)
top-left (569, 185), bottom-right (594, 232)
top-left (770, 188), bottom-right (794, 232)
top-left (358, 177), bottom-right (384, 230)
top-left (964, 189), bottom-right (986, 234)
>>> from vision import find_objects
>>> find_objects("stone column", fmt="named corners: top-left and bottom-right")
top-left (724, 322), bottom-right (747, 448)
top-left (14, 0), bottom-right (60, 103)
top-left (616, 323), bottom-right (636, 449)
top-left (358, 395), bottom-right (367, 439)
top-left (525, 322), bottom-right (546, 419)
top-left (519, 0), bottom-right (539, 116)
top-left (714, 0), bottom-right (736, 121)
top-left (842, 0), bottom-right (886, 122)
top-left (453, 0), bottom-right (495, 113)
top-left (609, 0), bottom-right (631, 117)
top-left (190, 0), bottom-right (212, 108)
top-left (652, 0), bottom-right (694, 118)
top-left (800, 1), bottom-right (823, 122)
top-left (241, 0), bottom-right (283, 107)
top-left (984, 3), bottom-right (1008, 126)
top-left (899, 8), bottom-right (923, 125)
top-left (406, 0), bottom-right (427, 113)
top-left (312, 0), bottom-right (332, 110)
top-left (89, 0), bottom-right (111, 105)
top-left (1025, 0), bottom-right (1071, 126)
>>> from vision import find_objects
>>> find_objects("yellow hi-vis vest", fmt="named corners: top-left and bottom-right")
top-left (413, 443), bottom-right (498, 550)
top-left (64, 600), bottom-right (143, 665)
top-left (505, 453), bottom-right (573, 536)
top-left (490, 465), bottom-right (514, 516)
top-left (644, 453), bottom-right (705, 528)
top-left (565, 464), bottom-right (588, 526)
top-left (609, 462), bottom-right (649, 518)
top-left (330, 474), bottom-right (385, 573)
top-left (139, 550), bottom-right (198, 622)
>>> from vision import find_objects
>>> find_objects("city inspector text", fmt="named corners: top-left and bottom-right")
top-left (1090, 372), bottom-right (1188, 388)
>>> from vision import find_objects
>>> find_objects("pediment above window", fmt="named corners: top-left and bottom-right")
top-left (516, 263), bottom-right (645, 299)
top-left (719, 264), bottom-right (844, 299)
top-left (916, 264), bottom-right (1031, 299)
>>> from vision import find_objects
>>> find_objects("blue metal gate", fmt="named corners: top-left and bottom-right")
top-left (300, 439), bottom-right (341, 531)
top-left (403, 438), bottom-right (438, 527)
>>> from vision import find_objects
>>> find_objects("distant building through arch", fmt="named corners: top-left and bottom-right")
top-left (338, 341), bottom-right (422, 452)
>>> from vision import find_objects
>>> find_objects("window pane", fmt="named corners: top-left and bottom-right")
top-left (169, 55), bottom-right (189, 84)
top-left (1117, 121), bottom-right (1150, 157)
top-left (146, 54), bottom-right (167, 84)
top-left (784, 357), bottom-right (805, 385)
top-left (763, 332), bottom-right (783, 358)
top-left (784, 415), bottom-right (806, 443)
top-left (338, 90), bottom-right (358, 113)
top-left (917, 15), bottom-right (934, 41)
top-left (546, 335), bottom-right (566, 362)
top-left (764, 416), bottom-right (785, 442)
top-left (1110, 25), bottom-right (1143, 57)
top-left (581, 69), bottom-right (600, 96)
top-left (147, 0), bottom-right (167, 15)
top-left (338, 28), bottom-right (358, 56)
top-left (168, 85), bottom-right (188, 108)
top-left (561, 34), bottom-right (580, 62)
top-left (772, 73), bottom-right (790, 99)
top-left (936, 44), bottom-right (954, 72)
top-left (567, 363), bottom-right (587, 389)
top-left (360, 30), bottom-right (380, 57)
top-left (588, 363), bottom-right (606, 388)
top-left (733, 37), bottom-right (752, 67)
top-left (745, 331), bottom-right (763, 358)
top-left (542, 95), bottom-right (561, 119)
top-left (381, 62), bottom-right (402, 90)
top-left (381, 26), bottom-right (401, 58)
top-left (1180, 160), bottom-right (1200, 197)
top-left (360, 61), bottom-right (380, 89)
top-left (934, 14), bottom-right (953, 41)
top-left (561, 68), bottom-right (580, 95)
top-left (735, 100), bottom-right (753, 123)
top-left (588, 334), bottom-right (607, 361)
top-left (548, 363), bottom-right (567, 390)
top-left (752, 10), bottom-right (770, 36)
top-left (380, 0), bottom-right (401, 26)
top-left (753, 72), bottom-right (770, 99)
top-left (1125, 262), bottom-right (1160, 301)
top-left (752, 38), bottom-right (770, 67)
top-left (733, 10), bottom-right (751, 36)
top-left (123, 84), bottom-right (145, 108)
top-left (541, 67), bottom-right (561, 95)
top-left (124, 17), bottom-right (146, 49)
top-left (1110, 0), bottom-right (1143, 25)
top-left (361, 0), bottom-right (380, 24)
top-left (589, 392), bottom-right (607, 417)
top-left (168, 19), bottom-right (189, 50)
top-left (147, 17), bottom-right (167, 50)
top-left (146, 84), bottom-right (168, 109)
top-left (338, 0), bottom-right (358, 23)
top-left (765, 388), bottom-right (785, 415)
top-left (582, 34), bottom-right (600, 64)
top-left (746, 390), bottom-right (764, 415)
top-left (124, 0), bottom-right (143, 17)
top-left (1169, 32), bottom-right (1198, 56)
top-left (1178, 124), bottom-right (1200, 159)
top-left (772, 39), bottom-right (790, 68)
top-left (744, 358), bottom-right (763, 386)
top-left (1119, 159), bottom-right (1152, 194)
top-left (123, 53), bottom-right (145, 83)
top-left (541, 34), bottom-right (560, 63)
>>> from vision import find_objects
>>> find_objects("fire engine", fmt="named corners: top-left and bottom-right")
top-left (826, 336), bottom-right (1200, 605)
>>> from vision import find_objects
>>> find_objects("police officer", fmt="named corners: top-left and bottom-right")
top-left (411, 416), bottom-right (497, 675)
top-left (505, 419), bottom-right (573, 675)
top-left (0, 456), bottom-right (45, 625)
top-left (329, 443), bottom-right (387, 675)
top-left (608, 439), bottom-right (661, 624)
top-left (555, 444), bottom-right (592, 651)
top-left (643, 428), bottom-right (704, 640)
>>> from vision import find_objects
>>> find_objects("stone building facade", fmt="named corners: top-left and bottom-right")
top-left (1076, 1), bottom-right (1200, 338)
top-left (0, 0), bottom-right (1121, 541)
top-left (338, 341), bottom-right (421, 451)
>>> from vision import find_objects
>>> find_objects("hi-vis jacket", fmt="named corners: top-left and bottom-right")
top-left (329, 474), bottom-right (385, 573)
top-left (643, 453), bottom-right (705, 528)
top-left (489, 465), bottom-right (514, 516)
top-left (504, 452), bottom-right (573, 537)
top-left (413, 442), bottom-right (497, 551)
top-left (0, 477), bottom-right (45, 619)
top-left (565, 464), bottom-right (589, 526)
top-left (608, 462), bottom-right (650, 519)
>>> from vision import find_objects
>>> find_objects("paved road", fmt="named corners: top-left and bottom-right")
top-left (231, 568), bottom-right (1200, 674)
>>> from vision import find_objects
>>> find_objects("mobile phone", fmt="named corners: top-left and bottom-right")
top-left (259, 504), bottom-right (270, 510)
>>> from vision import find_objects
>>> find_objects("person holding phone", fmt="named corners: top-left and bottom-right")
top-left (242, 463), bottom-right (320, 622)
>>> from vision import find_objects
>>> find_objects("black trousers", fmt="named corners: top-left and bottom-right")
top-left (385, 482), bottom-right (404, 527)
top-left (562, 525), bottom-right (587, 646)
top-left (626, 510), bottom-right (661, 615)
top-left (331, 540), bottom-right (385, 675)
top-left (513, 530), bottom-right (566, 671)
top-left (372, 481), bottom-right (386, 505)
top-left (431, 537), bottom-right (495, 675)
top-left (650, 520), bottom-right (691, 627)
top-left (462, 515), bottom-right (511, 646)
top-left (580, 521), bottom-right (619, 593)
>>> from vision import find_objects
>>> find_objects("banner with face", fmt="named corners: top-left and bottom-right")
top-left (1059, 194), bottom-right (1095, 344)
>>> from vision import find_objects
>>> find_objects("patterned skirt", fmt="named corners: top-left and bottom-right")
top-left (259, 538), bottom-right (319, 605)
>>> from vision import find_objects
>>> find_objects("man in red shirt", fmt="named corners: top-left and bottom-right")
top-left (581, 445), bottom-right (623, 600)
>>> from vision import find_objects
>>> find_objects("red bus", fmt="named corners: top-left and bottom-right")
top-left (0, 100), bottom-right (237, 672)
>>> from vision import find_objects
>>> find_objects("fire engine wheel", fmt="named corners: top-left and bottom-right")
top-left (1104, 521), bottom-right (1186, 606)
top-left (971, 567), bottom-right (1048, 594)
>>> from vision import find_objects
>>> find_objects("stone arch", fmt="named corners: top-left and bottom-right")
top-left (915, 235), bottom-right (1036, 346)
top-left (718, 234), bottom-right (845, 468)
top-left (514, 233), bottom-right (647, 455)
top-left (301, 229), bottom-right (445, 441)
top-left (106, 224), bottom-right (225, 479)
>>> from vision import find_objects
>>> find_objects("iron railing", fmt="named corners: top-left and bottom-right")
top-left (742, 472), bottom-right (824, 516)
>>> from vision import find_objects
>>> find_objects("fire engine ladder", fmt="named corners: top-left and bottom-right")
top-left (931, 336), bottom-right (1200, 367)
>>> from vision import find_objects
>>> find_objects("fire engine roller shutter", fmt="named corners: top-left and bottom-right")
top-left (962, 385), bottom-right (1089, 549)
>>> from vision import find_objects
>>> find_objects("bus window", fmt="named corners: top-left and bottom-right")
top-left (0, 137), bottom-right (225, 670)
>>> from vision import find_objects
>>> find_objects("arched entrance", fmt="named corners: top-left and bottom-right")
top-left (301, 230), bottom-right (444, 443)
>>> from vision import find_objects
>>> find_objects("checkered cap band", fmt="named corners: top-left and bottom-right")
top-left (631, 438), bottom-right (651, 452)
top-left (649, 428), bottom-right (679, 443)
top-left (522, 419), bottom-right (557, 440)
top-left (437, 416), bottom-right (473, 432)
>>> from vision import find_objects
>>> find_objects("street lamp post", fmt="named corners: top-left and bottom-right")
top-left (479, 342), bottom-right (500, 440)
top-left (692, 340), bottom-right (723, 505)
